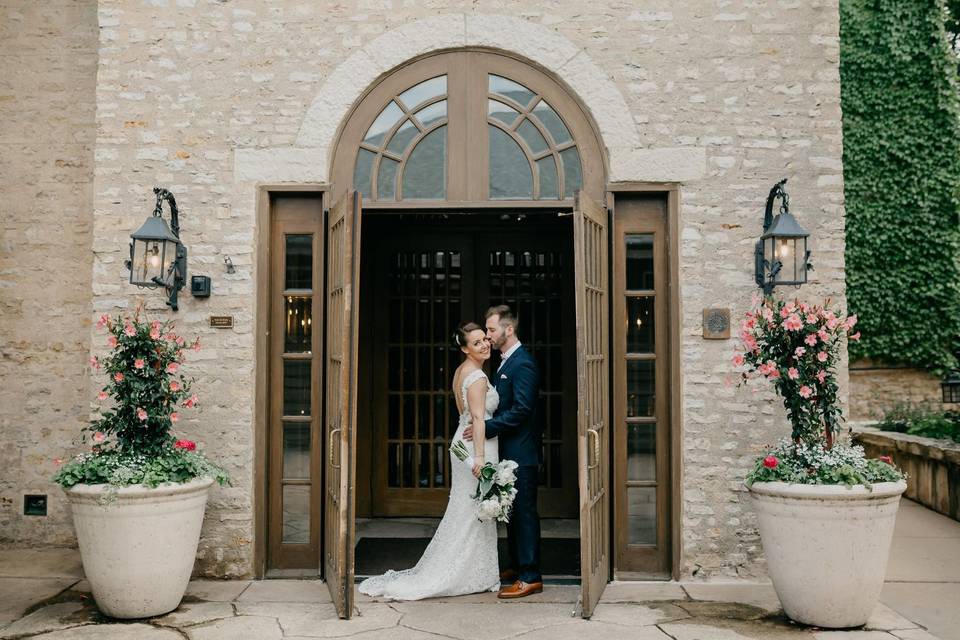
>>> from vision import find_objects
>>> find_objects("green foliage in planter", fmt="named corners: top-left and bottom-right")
top-left (840, 0), bottom-right (960, 372)
top-left (53, 309), bottom-right (229, 489)
top-left (745, 440), bottom-right (904, 487)
top-left (876, 402), bottom-right (960, 443)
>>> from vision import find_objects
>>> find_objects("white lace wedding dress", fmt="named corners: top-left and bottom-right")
top-left (358, 368), bottom-right (500, 600)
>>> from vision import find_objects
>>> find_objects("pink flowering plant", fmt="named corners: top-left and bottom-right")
top-left (735, 296), bottom-right (903, 486)
top-left (53, 306), bottom-right (228, 489)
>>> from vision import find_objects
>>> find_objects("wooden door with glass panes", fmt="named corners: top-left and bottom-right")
top-left (612, 193), bottom-right (671, 577)
top-left (367, 219), bottom-right (577, 518)
top-left (267, 194), bottom-right (324, 571)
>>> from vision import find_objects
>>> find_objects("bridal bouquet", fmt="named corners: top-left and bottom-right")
top-left (450, 439), bottom-right (519, 522)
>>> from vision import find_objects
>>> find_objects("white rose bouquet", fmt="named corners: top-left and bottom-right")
top-left (450, 440), bottom-right (518, 522)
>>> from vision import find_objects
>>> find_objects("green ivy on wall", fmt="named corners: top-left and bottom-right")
top-left (840, 0), bottom-right (960, 373)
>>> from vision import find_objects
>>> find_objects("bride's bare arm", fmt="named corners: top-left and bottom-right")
top-left (466, 376), bottom-right (487, 477)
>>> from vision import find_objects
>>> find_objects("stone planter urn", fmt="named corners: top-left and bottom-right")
top-left (749, 480), bottom-right (907, 628)
top-left (63, 477), bottom-right (213, 619)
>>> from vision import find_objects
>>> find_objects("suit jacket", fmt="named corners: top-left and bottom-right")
top-left (485, 345), bottom-right (542, 467)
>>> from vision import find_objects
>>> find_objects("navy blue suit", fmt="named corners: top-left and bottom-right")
top-left (485, 344), bottom-right (542, 583)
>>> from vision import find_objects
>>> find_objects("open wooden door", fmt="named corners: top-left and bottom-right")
top-left (324, 190), bottom-right (362, 618)
top-left (574, 191), bottom-right (610, 618)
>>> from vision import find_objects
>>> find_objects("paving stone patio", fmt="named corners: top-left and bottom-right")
top-left (1, 499), bottom-right (955, 640)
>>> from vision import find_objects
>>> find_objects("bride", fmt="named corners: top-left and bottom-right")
top-left (358, 321), bottom-right (500, 600)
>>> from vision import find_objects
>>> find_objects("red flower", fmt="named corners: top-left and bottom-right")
top-left (763, 455), bottom-right (778, 469)
top-left (879, 455), bottom-right (893, 465)
top-left (174, 439), bottom-right (196, 451)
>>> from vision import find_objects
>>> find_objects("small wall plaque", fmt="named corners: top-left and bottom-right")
top-left (703, 308), bottom-right (731, 340)
top-left (209, 315), bottom-right (234, 329)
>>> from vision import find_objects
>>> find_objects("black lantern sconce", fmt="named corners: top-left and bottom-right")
top-left (942, 370), bottom-right (960, 404)
top-left (755, 178), bottom-right (813, 296)
top-left (126, 187), bottom-right (187, 311)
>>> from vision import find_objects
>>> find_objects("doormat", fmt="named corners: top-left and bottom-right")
top-left (354, 537), bottom-right (581, 577)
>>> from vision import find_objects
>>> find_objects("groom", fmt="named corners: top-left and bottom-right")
top-left (465, 304), bottom-right (542, 598)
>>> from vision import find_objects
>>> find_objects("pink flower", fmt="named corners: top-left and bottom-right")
top-left (817, 351), bottom-right (828, 363)
top-left (97, 390), bottom-right (108, 401)
top-left (741, 316), bottom-right (756, 331)
top-left (818, 328), bottom-right (829, 341)
top-left (845, 314), bottom-right (858, 330)
top-left (192, 338), bottom-right (201, 352)
top-left (170, 380), bottom-right (181, 392)
top-left (762, 308), bottom-right (774, 322)
top-left (763, 455), bottom-right (778, 469)
top-left (97, 314), bottom-right (110, 329)
top-left (826, 317), bottom-right (840, 330)
top-left (175, 336), bottom-right (185, 347)
top-left (150, 327), bottom-right (161, 340)
top-left (817, 370), bottom-right (827, 384)
top-left (879, 455), bottom-right (893, 465)
top-left (89, 356), bottom-right (100, 370)
top-left (794, 347), bottom-right (806, 358)
top-left (107, 335), bottom-right (118, 348)
top-left (170, 412), bottom-right (179, 423)
top-left (93, 431), bottom-right (105, 443)
top-left (134, 358), bottom-right (145, 369)
top-left (184, 394), bottom-right (198, 408)
top-left (779, 305), bottom-right (791, 319)
top-left (783, 314), bottom-right (803, 332)
top-left (850, 331), bottom-right (861, 341)
top-left (732, 353), bottom-right (745, 367)
top-left (768, 368), bottom-right (781, 379)
top-left (805, 334), bottom-right (818, 347)
top-left (113, 372), bottom-right (124, 383)
top-left (787, 367), bottom-right (800, 380)
top-left (799, 385), bottom-right (813, 399)
top-left (174, 439), bottom-right (196, 451)
top-left (53, 457), bottom-right (63, 467)
top-left (136, 407), bottom-right (147, 421)
top-left (124, 323), bottom-right (136, 337)
top-left (166, 362), bottom-right (179, 374)
top-left (805, 313), bottom-right (818, 324)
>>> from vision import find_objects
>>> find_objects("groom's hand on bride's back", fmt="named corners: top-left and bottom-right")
top-left (463, 426), bottom-right (473, 441)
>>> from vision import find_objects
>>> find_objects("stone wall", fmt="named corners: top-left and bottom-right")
top-left (0, 1), bottom-right (98, 545)
top-left (4, 0), bottom-right (846, 579)
top-left (849, 361), bottom-right (944, 424)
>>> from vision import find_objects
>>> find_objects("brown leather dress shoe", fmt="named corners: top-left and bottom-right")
top-left (497, 580), bottom-right (544, 599)
top-left (499, 568), bottom-right (518, 581)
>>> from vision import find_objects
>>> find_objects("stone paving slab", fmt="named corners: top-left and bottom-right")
top-left (813, 632), bottom-right (900, 640)
top-left (892, 630), bottom-right (943, 640)
top-left (865, 604), bottom-right (920, 632)
top-left (185, 579), bottom-right (251, 602)
top-left (512, 619), bottom-right (674, 640)
top-left (31, 623), bottom-right (183, 639)
top-left (186, 615), bottom-right (284, 640)
top-left (391, 601), bottom-right (578, 640)
top-left (152, 601), bottom-right (236, 628)
top-left (881, 583), bottom-right (960, 640)
top-left (0, 550), bottom-right (83, 580)
top-left (0, 578), bottom-right (76, 627)
top-left (0, 602), bottom-right (90, 639)
top-left (238, 579), bottom-right (332, 603)
top-left (600, 581), bottom-right (687, 602)
top-left (681, 582), bottom-right (782, 613)
top-left (238, 601), bottom-right (398, 637)
top-left (589, 602), bottom-right (689, 626)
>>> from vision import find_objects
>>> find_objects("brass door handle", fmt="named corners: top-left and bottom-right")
top-left (329, 428), bottom-right (341, 469)
top-left (587, 428), bottom-right (600, 470)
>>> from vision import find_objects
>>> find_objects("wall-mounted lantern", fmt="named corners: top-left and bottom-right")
top-left (942, 370), bottom-right (960, 404)
top-left (126, 187), bottom-right (187, 311)
top-left (755, 178), bottom-right (812, 296)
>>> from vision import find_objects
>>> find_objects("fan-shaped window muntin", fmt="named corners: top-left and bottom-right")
top-left (487, 75), bottom-right (582, 200)
top-left (338, 51), bottom-right (602, 204)
top-left (355, 76), bottom-right (449, 201)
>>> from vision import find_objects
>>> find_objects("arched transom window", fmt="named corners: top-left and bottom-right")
top-left (333, 51), bottom-right (604, 204)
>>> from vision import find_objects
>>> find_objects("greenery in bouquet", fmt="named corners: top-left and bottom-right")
top-left (53, 306), bottom-right (229, 489)
top-left (450, 440), bottom-right (518, 522)
top-left (733, 295), bottom-right (904, 487)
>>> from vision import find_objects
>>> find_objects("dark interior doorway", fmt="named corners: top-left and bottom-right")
top-left (354, 211), bottom-right (580, 578)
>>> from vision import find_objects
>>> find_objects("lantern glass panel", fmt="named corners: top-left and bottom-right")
top-left (774, 237), bottom-right (796, 283)
top-left (159, 238), bottom-right (177, 286)
top-left (131, 238), bottom-right (165, 286)
top-left (763, 236), bottom-right (775, 284)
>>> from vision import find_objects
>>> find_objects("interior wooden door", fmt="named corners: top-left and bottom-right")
top-left (371, 231), bottom-right (475, 516)
top-left (574, 192), bottom-right (610, 617)
top-left (324, 190), bottom-right (362, 618)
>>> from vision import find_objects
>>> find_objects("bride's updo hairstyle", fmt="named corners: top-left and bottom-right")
top-left (453, 321), bottom-right (483, 350)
